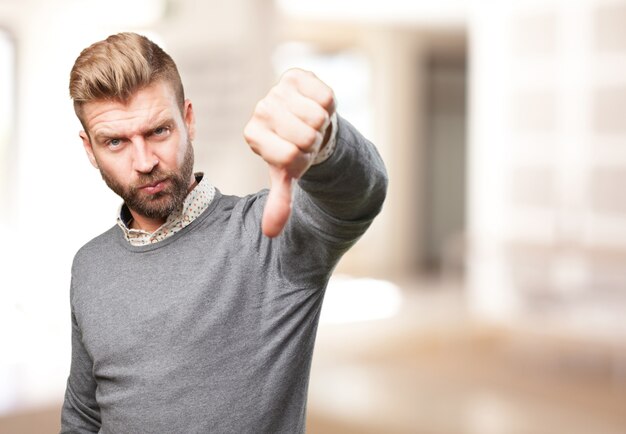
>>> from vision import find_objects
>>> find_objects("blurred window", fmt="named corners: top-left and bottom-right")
top-left (272, 42), bottom-right (373, 140)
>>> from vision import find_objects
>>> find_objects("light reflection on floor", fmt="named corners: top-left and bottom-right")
top-left (320, 274), bottom-right (403, 324)
top-left (307, 277), bottom-right (626, 434)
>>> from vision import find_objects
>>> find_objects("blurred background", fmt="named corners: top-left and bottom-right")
top-left (1, 0), bottom-right (626, 432)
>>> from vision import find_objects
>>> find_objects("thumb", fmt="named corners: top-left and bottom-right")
top-left (262, 167), bottom-right (293, 238)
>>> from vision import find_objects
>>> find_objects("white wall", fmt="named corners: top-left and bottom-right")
top-left (467, 0), bottom-right (626, 332)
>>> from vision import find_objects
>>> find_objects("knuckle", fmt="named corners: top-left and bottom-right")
top-left (254, 99), bottom-right (270, 119)
top-left (282, 68), bottom-right (300, 84)
top-left (282, 68), bottom-right (314, 87)
top-left (286, 144), bottom-right (301, 162)
top-left (243, 123), bottom-right (261, 155)
top-left (278, 145), bottom-right (301, 168)
top-left (268, 85), bottom-right (284, 100)
top-left (298, 128), bottom-right (320, 150)
top-left (243, 123), bottom-right (255, 142)
top-left (311, 109), bottom-right (329, 130)
top-left (319, 88), bottom-right (334, 109)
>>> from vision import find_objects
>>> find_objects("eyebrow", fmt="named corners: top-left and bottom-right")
top-left (93, 116), bottom-right (176, 142)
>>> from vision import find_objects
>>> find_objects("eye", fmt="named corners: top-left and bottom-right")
top-left (108, 138), bottom-right (122, 148)
top-left (153, 126), bottom-right (170, 136)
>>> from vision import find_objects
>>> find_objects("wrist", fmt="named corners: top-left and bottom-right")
top-left (312, 112), bottom-right (338, 165)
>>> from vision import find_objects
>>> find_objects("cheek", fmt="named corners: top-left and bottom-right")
top-left (177, 143), bottom-right (188, 166)
top-left (98, 156), bottom-right (130, 182)
top-left (156, 146), bottom-right (182, 169)
top-left (172, 136), bottom-right (189, 167)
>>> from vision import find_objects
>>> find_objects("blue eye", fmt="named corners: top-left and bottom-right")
top-left (109, 138), bottom-right (122, 147)
top-left (154, 126), bottom-right (169, 136)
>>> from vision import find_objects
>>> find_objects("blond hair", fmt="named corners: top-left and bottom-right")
top-left (69, 32), bottom-right (184, 125)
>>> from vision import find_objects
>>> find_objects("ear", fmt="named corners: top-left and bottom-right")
top-left (183, 99), bottom-right (196, 141)
top-left (80, 131), bottom-right (99, 169)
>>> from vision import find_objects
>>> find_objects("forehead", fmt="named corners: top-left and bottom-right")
top-left (81, 81), bottom-right (181, 136)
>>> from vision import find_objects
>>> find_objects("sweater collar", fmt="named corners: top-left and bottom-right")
top-left (116, 172), bottom-right (215, 246)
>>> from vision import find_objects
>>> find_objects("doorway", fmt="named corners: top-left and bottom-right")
top-left (422, 44), bottom-right (467, 277)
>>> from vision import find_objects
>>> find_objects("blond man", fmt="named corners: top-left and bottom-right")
top-left (61, 32), bottom-right (387, 433)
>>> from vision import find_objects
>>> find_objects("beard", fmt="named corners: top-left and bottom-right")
top-left (100, 142), bottom-right (195, 221)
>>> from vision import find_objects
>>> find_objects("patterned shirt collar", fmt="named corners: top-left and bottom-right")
top-left (117, 173), bottom-right (216, 246)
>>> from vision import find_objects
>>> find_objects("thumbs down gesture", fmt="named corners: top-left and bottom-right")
top-left (243, 69), bottom-right (336, 238)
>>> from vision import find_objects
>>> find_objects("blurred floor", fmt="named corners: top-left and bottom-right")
top-left (2, 278), bottom-right (626, 434)
top-left (306, 277), bottom-right (626, 434)
top-left (0, 405), bottom-right (60, 434)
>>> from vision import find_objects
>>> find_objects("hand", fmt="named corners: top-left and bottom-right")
top-left (243, 69), bottom-right (336, 237)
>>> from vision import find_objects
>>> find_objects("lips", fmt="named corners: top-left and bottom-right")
top-left (140, 179), bottom-right (168, 195)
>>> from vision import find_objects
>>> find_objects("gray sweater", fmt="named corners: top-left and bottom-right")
top-left (61, 116), bottom-right (388, 434)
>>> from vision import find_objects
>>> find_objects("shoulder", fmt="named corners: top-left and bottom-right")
top-left (201, 188), bottom-right (268, 216)
top-left (71, 225), bottom-right (119, 274)
top-left (212, 189), bottom-right (268, 237)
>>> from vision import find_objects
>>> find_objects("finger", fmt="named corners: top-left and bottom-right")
top-left (243, 121), bottom-right (312, 178)
top-left (281, 69), bottom-right (336, 116)
top-left (261, 96), bottom-right (324, 153)
top-left (263, 168), bottom-right (293, 238)
top-left (279, 86), bottom-right (332, 132)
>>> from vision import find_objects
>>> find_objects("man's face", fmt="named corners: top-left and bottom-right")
top-left (79, 81), bottom-right (196, 223)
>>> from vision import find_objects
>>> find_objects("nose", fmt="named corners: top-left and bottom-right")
top-left (131, 137), bottom-right (158, 173)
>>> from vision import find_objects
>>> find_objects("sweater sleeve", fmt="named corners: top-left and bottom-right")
top-left (292, 114), bottom-right (387, 242)
top-left (60, 283), bottom-right (102, 433)
top-left (270, 114), bottom-right (388, 285)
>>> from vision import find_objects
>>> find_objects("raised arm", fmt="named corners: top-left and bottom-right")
top-left (243, 68), bottom-right (387, 241)
top-left (243, 68), bottom-right (337, 238)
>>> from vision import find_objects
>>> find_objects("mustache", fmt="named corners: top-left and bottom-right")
top-left (131, 168), bottom-right (172, 191)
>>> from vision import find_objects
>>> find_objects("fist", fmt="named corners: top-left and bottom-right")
top-left (243, 69), bottom-right (336, 237)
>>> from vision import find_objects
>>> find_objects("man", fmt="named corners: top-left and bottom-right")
top-left (61, 32), bottom-right (387, 433)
